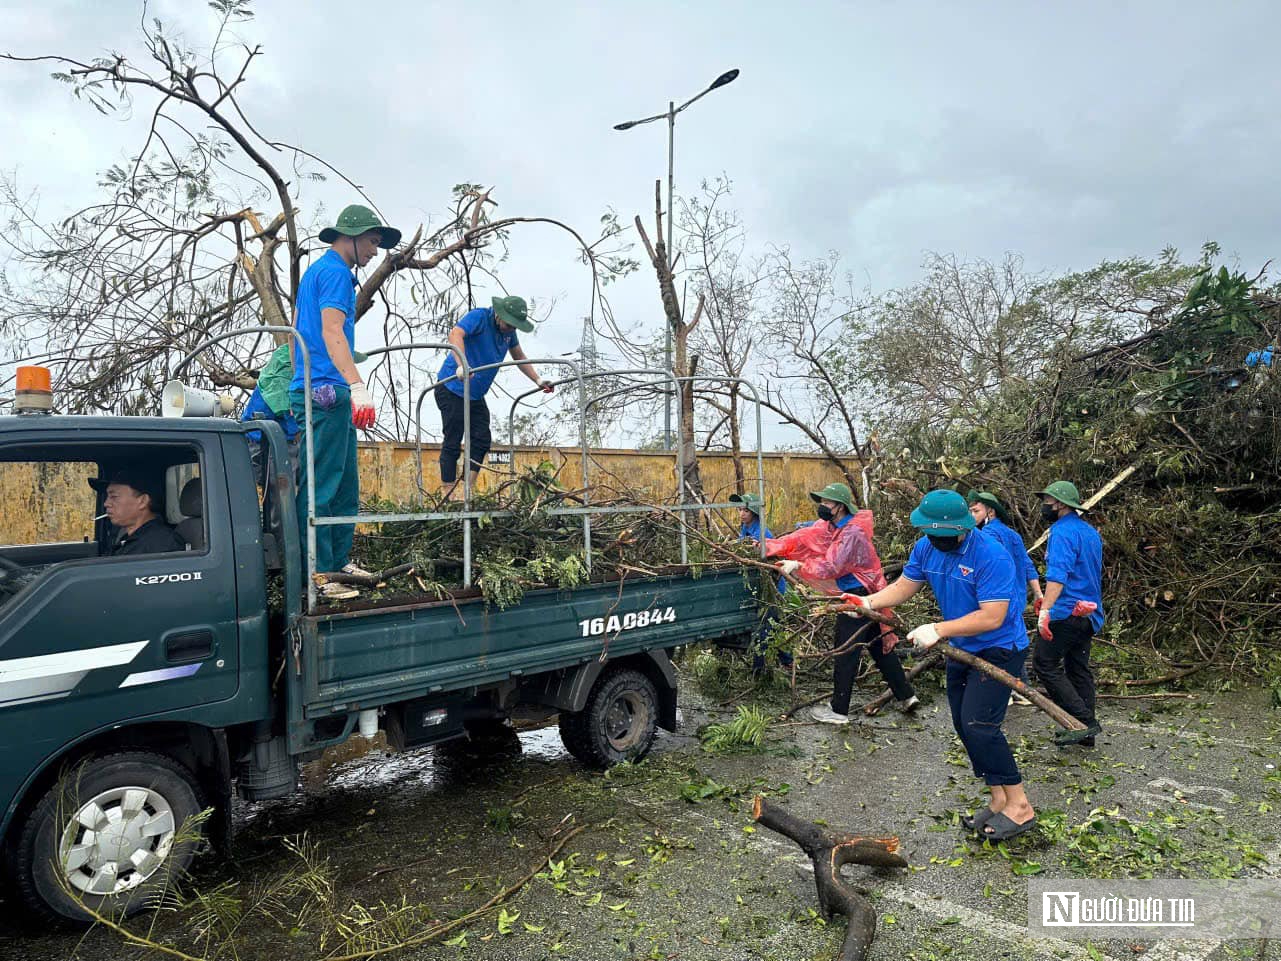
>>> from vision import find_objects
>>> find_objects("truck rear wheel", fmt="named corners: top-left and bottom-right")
top-left (559, 668), bottom-right (659, 768)
top-left (14, 751), bottom-right (205, 926)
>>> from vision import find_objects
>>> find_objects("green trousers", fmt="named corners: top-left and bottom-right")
top-left (290, 388), bottom-right (359, 574)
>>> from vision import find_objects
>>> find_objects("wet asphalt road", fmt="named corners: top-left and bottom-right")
top-left (2, 669), bottom-right (1279, 961)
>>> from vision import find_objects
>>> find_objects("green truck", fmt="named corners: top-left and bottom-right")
top-left (0, 408), bottom-right (759, 924)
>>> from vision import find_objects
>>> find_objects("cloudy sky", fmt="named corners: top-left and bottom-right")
top-left (3, 0), bottom-right (1279, 429)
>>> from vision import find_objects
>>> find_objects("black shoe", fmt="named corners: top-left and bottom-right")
top-left (1055, 722), bottom-right (1102, 746)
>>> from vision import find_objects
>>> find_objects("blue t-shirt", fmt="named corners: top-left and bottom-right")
top-left (739, 518), bottom-right (785, 593)
top-left (1045, 512), bottom-right (1105, 632)
top-left (437, 307), bottom-right (520, 399)
top-left (902, 527), bottom-right (1027, 653)
top-left (983, 517), bottom-right (1039, 585)
top-left (290, 249), bottom-right (357, 392)
top-left (240, 386), bottom-right (300, 441)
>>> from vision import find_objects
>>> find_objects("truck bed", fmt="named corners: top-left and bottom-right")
top-left (297, 568), bottom-right (758, 718)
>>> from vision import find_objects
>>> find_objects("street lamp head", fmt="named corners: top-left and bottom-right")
top-left (613, 121), bottom-right (638, 131)
top-left (709, 68), bottom-right (740, 91)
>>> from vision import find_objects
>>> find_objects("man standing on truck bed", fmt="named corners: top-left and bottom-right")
top-left (435, 296), bottom-right (555, 500)
top-left (290, 204), bottom-right (401, 598)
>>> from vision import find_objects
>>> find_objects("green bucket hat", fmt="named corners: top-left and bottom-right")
top-left (910, 489), bottom-right (976, 532)
top-left (492, 295), bottom-right (534, 333)
top-left (965, 489), bottom-right (1012, 524)
top-left (729, 492), bottom-right (764, 516)
top-left (808, 482), bottom-right (856, 515)
top-left (1036, 480), bottom-right (1086, 511)
top-left (319, 204), bottom-right (402, 249)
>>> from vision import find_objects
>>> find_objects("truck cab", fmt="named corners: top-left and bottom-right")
top-left (0, 409), bottom-right (759, 925)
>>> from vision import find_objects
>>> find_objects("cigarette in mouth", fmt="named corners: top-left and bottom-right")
top-left (94, 513), bottom-right (109, 521)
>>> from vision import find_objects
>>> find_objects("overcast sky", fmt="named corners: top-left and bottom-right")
top-left (3, 0), bottom-right (1279, 431)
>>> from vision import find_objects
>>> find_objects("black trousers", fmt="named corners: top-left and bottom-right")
top-left (435, 383), bottom-right (492, 484)
top-left (1032, 615), bottom-right (1097, 726)
top-left (831, 612), bottom-right (914, 715)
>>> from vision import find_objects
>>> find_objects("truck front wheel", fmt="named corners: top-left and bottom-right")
top-left (559, 668), bottom-right (658, 768)
top-left (14, 751), bottom-right (206, 926)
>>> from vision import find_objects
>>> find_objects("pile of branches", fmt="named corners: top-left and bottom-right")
top-left (869, 277), bottom-right (1281, 689)
top-left (346, 460), bottom-right (724, 609)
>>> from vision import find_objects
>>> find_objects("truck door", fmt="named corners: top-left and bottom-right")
top-left (0, 435), bottom-right (240, 724)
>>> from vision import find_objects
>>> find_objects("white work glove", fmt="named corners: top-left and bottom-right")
top-left (776, 559), bottom-right (802, 576)
top-left (349, 381), bottom-right (376, 430)
top-left (906, 623), bottom-right (942, 651)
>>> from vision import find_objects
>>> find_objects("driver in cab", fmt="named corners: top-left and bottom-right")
top-left (103, 470), bottom-right (186, 557)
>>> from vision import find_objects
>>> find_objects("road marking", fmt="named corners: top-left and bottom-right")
top-left (1129, 778), bottom-right (1237, 814)
top-left (1109, 720), bottom-right (1265, 752)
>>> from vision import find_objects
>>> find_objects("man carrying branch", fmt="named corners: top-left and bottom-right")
top-left (290, 204), bottom-right (402, 599)
top-left (435, 296), bottom-right (554, 500)
top-left (843, 490), bottom-right (1037, 841)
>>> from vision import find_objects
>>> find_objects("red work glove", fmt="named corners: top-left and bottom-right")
top-left (1071, 600), bottom-right (1098, 618)
top-left (540, 379), bottom-right (555, 394)
top-left (1037, 608), bottom-right (1053, 641)
top-left (1033, 597), bottom-right (1043, 615)
top-left (837, 593), bottom-right (872, 614)
top-left (349, 382), bottom-right (376, 430)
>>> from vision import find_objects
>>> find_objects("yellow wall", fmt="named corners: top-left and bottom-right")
top-left (361, 443), bottom-right (860, 531)
top-left (2, 443), bottom-right (861, 545)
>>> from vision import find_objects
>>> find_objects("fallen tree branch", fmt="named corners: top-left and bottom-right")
top-left (753, 796), bottom-right (908, 961)
top-left (862, 652), bottom-right (944, 716)
top-left (818, 602), bottom-right (1085, 731)
top-left (314, 563), bottom-right (416, 588)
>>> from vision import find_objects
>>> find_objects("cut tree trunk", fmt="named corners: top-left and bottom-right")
top-left (753, 796), bottom-right (908, 961)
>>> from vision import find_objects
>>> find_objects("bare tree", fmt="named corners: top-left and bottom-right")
top-left (757, 248), bottom-right (868, 497)
top-left (0, 2), bottom-right (633, 433)
top-left (680, 178), bottom-right (769, 492)
top-left (634, 181), bottom-right (705, 501)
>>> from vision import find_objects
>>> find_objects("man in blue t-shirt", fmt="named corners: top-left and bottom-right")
top-left (288, 204), bottom-right (401, 599)
top-left (435, 296), bottom-right (554, 499)
top-left (967, 489), bottom-right (1042, 706)
top-left (1034, 481), bottom-right (1105, 746)
top-left (843, 489), bottom-right (1037, 842)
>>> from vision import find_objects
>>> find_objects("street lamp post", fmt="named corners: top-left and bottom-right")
top-left (614, 68), bottom-right (740, 450)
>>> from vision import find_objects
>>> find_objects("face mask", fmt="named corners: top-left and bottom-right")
top-left (1040, 504), bottom-right (1059, 523)
top-left (816, 504), bottom-right (835, 522)
top-left (927, 533), bottom-right (963, 552)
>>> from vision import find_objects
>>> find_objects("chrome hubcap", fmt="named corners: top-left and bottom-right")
top-left (59, 786), bottom-right (176, 896)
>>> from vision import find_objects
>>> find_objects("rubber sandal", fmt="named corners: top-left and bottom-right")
top-left (980, 812), bottom-right (1037, 842)
top-left (961, 807), bottom-right (998, 832)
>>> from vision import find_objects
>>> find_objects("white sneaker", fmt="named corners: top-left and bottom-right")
top-left (342, 562), bottom-right (375, 578)
top-left (1009, 691), bottom-right (1033, 707)
top-left (321, 581), bottom-right (359, 601)
top-left (809, 705), bottom-right (850, 725)
top-left (894, 695), bottom-right (921, 713)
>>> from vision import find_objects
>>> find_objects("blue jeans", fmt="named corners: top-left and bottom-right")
top-left (946, 645), bottom-right (1025, 787)
top-left (290, 387), bottom-right (359, 574)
